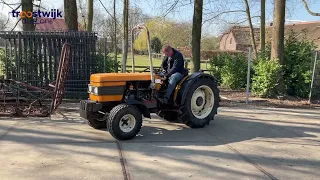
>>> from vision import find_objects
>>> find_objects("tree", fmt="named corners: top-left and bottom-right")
top-left (260, 0), bottom-right (266, 52)
top-left (243, 0), bottom-right (258, 57)
top-left (78, 0), bottom-right (87, 29)
top-left (129, 7), bottom-right (150, 32)
top-left (21, 0), bottom-right (34, 31)
top-left (133, 18), bottom-right (192, 52)
top-left (151, 37), bottom-right (162, 53)
top-left (271, 0), bottom-right (286, 95)
top-left (113, 0), bottom-right (118, 72)
top-left (201, 35), bottom-right (219, 50)
top-left (87, 0), bottom-right (93, 31)
top-left (302, 0), bottom-right (320, 16)
top-left (122, 0), bottom-right (129, 72)
top-left (191, 0), bottom-right (203, 73)
top-left (64, 0), bottom-right (78, 31)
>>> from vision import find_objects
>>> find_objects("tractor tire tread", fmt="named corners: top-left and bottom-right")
top-left (107, 104), bottom-right (142, 140)
top-left (183, 76), bottom-right (220, 128)
top-left (86, 118), bottom-right (107, 129)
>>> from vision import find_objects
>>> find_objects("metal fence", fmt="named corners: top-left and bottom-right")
top-left (309, 51), bottom-right (320, 102)
top-left (0, 31), bottom-right (99, 99)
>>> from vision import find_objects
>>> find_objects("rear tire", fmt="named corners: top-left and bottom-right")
top-left (107, 104), bottom-right (142, 140)
top-left (157, 111), bottom-right (179, 122)
top-left (182, 76), bottom-right (219, 128)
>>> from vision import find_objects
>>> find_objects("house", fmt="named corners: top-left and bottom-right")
top-left (35, 18), bottom-right (84, 31)
top-left (219, 21), bottom-right (320, 51)
top-left (219, 26), bottom-right (260, 51)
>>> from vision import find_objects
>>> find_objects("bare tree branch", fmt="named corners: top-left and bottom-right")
top-left (0, 0), bottom-right (20, 10)
top-left (202, 10), bottom-right (246, 25)
top-left (243, 0), bottom-right (257, 57)
top-left (11, 18), bottom-right (21, 31)
top-left (302, 0), bottom-right (320, 16)
top-left (162, 0), bottom-right (180, 17)
top-left (98, 0), bottom-right (119, 25)
top-left (1, 17), bottom-right (10, 30)
top-left (228, 15), bottom-right (260, 25)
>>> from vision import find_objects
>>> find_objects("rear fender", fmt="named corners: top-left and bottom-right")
top-left (174, 72), bottom-right (218, 106)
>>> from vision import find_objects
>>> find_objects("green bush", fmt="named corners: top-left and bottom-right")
top-left (251, 57), bottom-right (282, 97)
top-left (151, 37), bottom-right (162, 53)
top-left (93, 53), bottom-right (119, 73)
top-left (221, 53), bottom-right (248, 89)
top-left (208, 52), bottom-right (247, 89)
top-left (283, 29), bottom-right (318, 98)
top-left (252, 30), bottom-right (319, 98)
top-left (208, 52), bottom-right (228, 83)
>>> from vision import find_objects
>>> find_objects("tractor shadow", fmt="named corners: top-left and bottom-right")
top-left (44, 106), bottom-right (319, 147)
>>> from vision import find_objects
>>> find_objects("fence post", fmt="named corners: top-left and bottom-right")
top-left (18, 32), bottom-right (22, 101)
top-left (246, 47), bottom-right (251, 104)
top-left (308, 51), bottom-right (318, 104)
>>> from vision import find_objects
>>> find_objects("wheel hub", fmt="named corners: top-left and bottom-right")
top-left (191, 85), bottom-right (214, 119)
top-left (196, 96), bottom-right (204, 106)
top-left (119, 114), bottom-right (136, 132)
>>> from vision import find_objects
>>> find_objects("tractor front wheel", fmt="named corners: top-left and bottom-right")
top-left (107, 104), bottom-right (142, 140)
top-left (87, 118), bottom-right (107, 129)
top-left (183, 76), bottom-right (219, 128)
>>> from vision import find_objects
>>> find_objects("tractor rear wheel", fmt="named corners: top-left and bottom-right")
top-left (183, 76), bottom-right (219, 128)
top-left (107, 104), bottom-right (142, 140)
top-left (157, 110), bottom-right (179, 122)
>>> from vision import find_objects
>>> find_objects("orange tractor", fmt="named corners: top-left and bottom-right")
top-left (79, 25), bottom-right (220, 140)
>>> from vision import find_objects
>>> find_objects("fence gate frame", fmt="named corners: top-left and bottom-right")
top-left (0, 31), bottom-right (99, 99)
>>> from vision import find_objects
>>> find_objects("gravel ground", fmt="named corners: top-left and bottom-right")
top-left (219, 89), bottom-right (320, 109)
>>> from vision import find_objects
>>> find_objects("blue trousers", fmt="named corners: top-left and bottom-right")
top-left (165, 72), bottom-right (184, 98)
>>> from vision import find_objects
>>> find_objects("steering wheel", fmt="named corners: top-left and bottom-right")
top-left (157, 70), bottom-right (166, 77)
top-left (142, 67), bottom-right (162, 74)
top-left (153, 67), bottom-right (162, 74)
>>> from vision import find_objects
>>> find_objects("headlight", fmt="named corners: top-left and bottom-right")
top-left (88, 85), bottom-right (98, 94)
top-left (88, 84), bottom-right (93, 92)
top-left (93, 87), bottom-right (98, 94)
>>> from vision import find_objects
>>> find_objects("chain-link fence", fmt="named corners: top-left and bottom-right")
top-left (309, 51), bottom-right (320, 103)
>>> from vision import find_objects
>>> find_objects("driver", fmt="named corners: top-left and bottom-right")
top-left (158, 45), bottom-right (186, 104)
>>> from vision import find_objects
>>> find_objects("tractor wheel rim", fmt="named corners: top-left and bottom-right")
top-left (191, 85), bottom-right (214, 119)
top-left (119, 114), bottom-right (136, 133)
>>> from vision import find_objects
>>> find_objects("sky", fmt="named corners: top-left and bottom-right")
top-left (1, 0), bottom-right (320, 36)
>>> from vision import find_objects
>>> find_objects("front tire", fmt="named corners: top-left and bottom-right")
top-left (86, 112), bottom-right (107, 129)
top-left (107, 104), bottom-right (142, 140)
top-left (87, 118), bottom-right (107, 129)
top-left (183, 76), bottom-right (219, 128)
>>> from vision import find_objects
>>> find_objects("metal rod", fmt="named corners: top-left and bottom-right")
top-left (131, 28), bottom-right (135, 73)
top-left (104, 37), bottom-right (107, 72)
top-left (131, 24), bottom-right (155, 86)
top-left (308, 51), bottom-right (318, 104)
top-left (145, 26), bottom-right (155, 85)
top-left (246, 47), bottom-right (251, 104)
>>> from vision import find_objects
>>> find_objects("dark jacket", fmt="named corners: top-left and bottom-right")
top-left (161, 48), bottom-right (186, 77)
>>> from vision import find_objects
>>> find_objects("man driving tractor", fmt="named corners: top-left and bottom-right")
top-left (158, 45), bottom-right (187, 104)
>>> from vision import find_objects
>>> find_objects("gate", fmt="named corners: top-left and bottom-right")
top-left (0, 31), bottom-right (99, 99)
